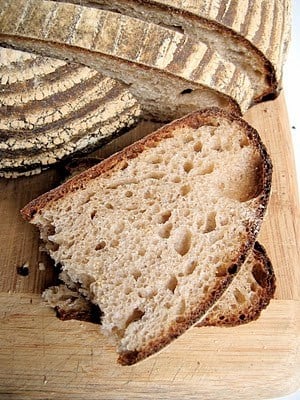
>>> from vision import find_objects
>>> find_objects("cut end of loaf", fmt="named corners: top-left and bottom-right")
top-left (21, 108), bottom-right (272, 365)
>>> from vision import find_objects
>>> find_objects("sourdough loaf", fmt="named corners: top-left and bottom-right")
top-left (0, 0), bottom-right (251, 119)
top-left (0, 47), bottom-right (140, 177)
top-left (21, 108), bottom-right (272, 364)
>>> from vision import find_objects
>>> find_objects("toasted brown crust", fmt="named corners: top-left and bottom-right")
top-left (21, 107), bottom-right (272, 222)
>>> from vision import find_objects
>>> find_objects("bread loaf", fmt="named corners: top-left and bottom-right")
top-left (0, 47), bottom-right (140, 177)
top-left (0, 0), bottom-right (252, 119)
top-left (21, 108), bottom-right (272, 364)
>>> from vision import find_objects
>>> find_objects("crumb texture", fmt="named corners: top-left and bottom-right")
top-left (27, 110), bottom-right (271, 364)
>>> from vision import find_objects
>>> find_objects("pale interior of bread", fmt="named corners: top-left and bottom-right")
top-left (31, 116), bottom-right (265, 361)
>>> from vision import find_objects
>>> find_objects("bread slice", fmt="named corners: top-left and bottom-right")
top-left (66, 0), bottom-right (291, 103)
top-left (0, 47), bottom-right (140, 177)
top-left (199, 242), bottom-right (275, 327)
top-left (42, 241), bottom-right (275, 327)
top-left (21, 108), bottom-right (272, 364)
top-left (0, 0), bottom-right (251, 119)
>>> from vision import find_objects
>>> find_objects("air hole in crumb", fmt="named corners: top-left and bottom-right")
top-left (120, 160), bottom-right (129, 170)
top-left (219, 315), bottom-right (225, 321)
top-left (180, 88), bottom-right (193, 94)
top-left (95, 240), bottom-right (106, 251)
top-left (166, 276), bottom-right (178, 293)
top-left (132, 270), bottom-right (141, 280)
top-left (183, 161), bottom-right (193, 173)
top-left (183, 135), bottom-right (194, 143)
top-left (201, 163), bottom-right (214, 175)
top-left (164, 302), bottom-right (172, 309)
top-left (111, 239), bottom-right (119, 247)
top-left (185, 260), bottom-right (197, 275)
top-left (138, 248), bottom-right (146, 256)
top-left (147, 171), bottom-right (165, 180)
top-left (252, 263), bottom-right (268, 288)
top-left (193, 141), bottom-right (202, 152)
top-left (228, 264), bottom-right (238, 275)
top-left (158, 210), bottom-right (172, 223)
top-left (125, 190), bottom-right (133, 197)
top-left (149, 155), bottom-right (163, 164)
top-left (180, 184), bottom-right (191, 196)
top-left (125, 308), bottom-right (145, 328)
top-left (124, 287), bottom-right (132, 295)
top-left (158, 222), bottom-right (173, 239)
top-left (174, 228), bottom-right (192, 256)
top-left (239, 314), bottom-right (246, 321)
top-left (105, 203), bottom-right (114, 209)
top-left (172, 176), bottom-right (181, 183)
top-left (234, 288), bottom-right (246, 304)
top-left (203, 211), bottom-right (216, 233)
top-left (239, 137), bottom-right (249, 148)
top-left (216, 265), bottom-right (228, 277)
top-left (183, 209), bottom-right (190, 217)
top-left (90, 210), bottom-right (97, 219)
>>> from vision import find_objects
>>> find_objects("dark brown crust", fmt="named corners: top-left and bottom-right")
top-left (198, 242), bottom-right (276, 327)
top-left (21, 107), bottom-right (272, 221)
top-left (20, 108), bottom-right (272, 365)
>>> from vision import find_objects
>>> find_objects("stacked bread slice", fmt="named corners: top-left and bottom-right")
top-left (21, 108), bottom-right (273, 364)
top-left (0, 47), bottom-right (140, 178)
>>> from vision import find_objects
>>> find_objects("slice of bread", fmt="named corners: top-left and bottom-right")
top-left (0, 47), bottom-right (140, 177)
top-left (42, 241), bottom-right (275, 328)
top-left (199, 242), bottom-right (275, 327)
top-left (21, 108), bottom-right (272, 364)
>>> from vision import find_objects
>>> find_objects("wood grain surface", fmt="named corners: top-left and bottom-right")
top-left (0, 93), bottom-right (299, 399)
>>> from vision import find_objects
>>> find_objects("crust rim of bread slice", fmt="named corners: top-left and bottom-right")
top-left (199, 242), bottom-right (276, 327)
top-left (21, 107), bottom-right (272, 365)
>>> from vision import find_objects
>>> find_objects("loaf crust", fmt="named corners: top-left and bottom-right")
top-left (0, 47), bottom-right (140, 177)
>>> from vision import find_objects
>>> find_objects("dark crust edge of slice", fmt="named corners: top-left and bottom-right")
top-left (198, 241), bottom-right (276, 327)
top-left (20, 107), bottom-right (272, 365)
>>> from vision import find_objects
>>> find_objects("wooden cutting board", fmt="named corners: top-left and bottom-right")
top-left (0, 93), bottom-right (299, 400)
